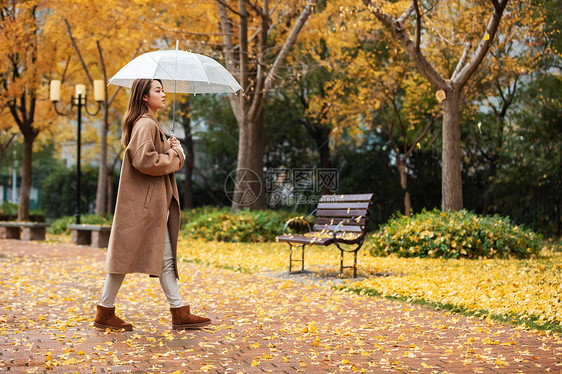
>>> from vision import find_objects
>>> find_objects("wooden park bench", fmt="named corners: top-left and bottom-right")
top-left (277, 193), bottom-right (375, 278)
top-left (0, 221), bottom-right (50, 241)
top-left (67, 224), bottom-right (111, 248)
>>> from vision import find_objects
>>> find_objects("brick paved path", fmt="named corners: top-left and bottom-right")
top-left (0, 239), bottom-right (560, 373)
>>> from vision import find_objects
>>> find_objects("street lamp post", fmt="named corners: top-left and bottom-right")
top-left (50, 80), bottom-right (104, 224)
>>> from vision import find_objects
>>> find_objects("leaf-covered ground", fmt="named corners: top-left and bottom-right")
top-left (175, 237), bottom-right (562, 332)
top-left (1, 238), bottom-right (560, 373)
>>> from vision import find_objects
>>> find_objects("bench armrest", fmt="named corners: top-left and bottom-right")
top-left (332, 216), bottom-right (366, 251)
top-left (282, 210), bottom-right (315, 234)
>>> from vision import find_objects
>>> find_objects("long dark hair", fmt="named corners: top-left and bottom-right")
top-left (121, 79), bottom-right (162, 146)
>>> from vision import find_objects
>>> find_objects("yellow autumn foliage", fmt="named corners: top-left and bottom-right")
top-left (175, 237), bottom-right (561, 331)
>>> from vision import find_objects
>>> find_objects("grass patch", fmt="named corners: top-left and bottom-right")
top-left (343, 286), bottom-right (562, 334)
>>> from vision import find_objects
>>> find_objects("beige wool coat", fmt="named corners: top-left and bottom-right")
top-left (105, 113), bottom-right (185, 278)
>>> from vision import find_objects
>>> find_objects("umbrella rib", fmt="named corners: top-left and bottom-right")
top-left (147, 52), bottom-right (175, 81)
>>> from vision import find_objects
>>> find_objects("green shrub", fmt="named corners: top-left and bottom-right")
top-left (369, 209), bottom-right (542, 259)
top-left (48, 214), bottom-right (113, 235)
top-left (182, 207), bottom-right (298, 242)
top-left (0, 202), bottom-right (18, 215)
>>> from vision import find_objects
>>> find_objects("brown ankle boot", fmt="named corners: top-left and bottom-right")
top-left (93, 305), bottom-right (133, 331)
top-left (170, 305), bottom-right (211, 330)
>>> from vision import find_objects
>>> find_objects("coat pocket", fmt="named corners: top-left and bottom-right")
top-left (144, 181), bottom-right (155, 209)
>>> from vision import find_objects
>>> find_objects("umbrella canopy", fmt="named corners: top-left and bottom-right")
top-left (108, 50), bottom-right (242, 94)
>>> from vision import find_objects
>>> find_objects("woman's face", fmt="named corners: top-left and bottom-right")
top-left (143, 80), bottom-right (166, 112)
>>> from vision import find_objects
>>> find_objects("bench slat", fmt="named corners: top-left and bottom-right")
top-left (0, 222), bottom-right (49, 228)
top-left (319, 193), bottom-right (375, 203)
top-left (277, 234), bottom-right (334, 246)
top-left (316, 209), bottom-right (370, 218)
top-left (68, 224), bottom-right (111, 231)
top-left (316, 202), bottom-right (372, 210)
top-left (315, 217), bottom-right (367, 226)
top-left (278, 233), bottom-right (363, 245)
top-left (312, 224), bottom-right (364, 233)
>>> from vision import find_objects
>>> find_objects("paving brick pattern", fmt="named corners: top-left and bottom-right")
top-left (0, 239), bottom-right (560, 373)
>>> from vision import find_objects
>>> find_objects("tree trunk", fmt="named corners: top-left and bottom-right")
top-left (106, 170), bottom-right (113, 215)
top-left (398, 162), bottom-right (411, 216)
top-left (441, 90), bottom-right (463, 210)
top-left (95, 103), bottom-right (108, 216)
top-left (318, 141), bottom-right (332, 195)
top-left (17, 134), bottom-right (34, 220)
top-left (218, 0), bottom-right (315, 211)
top-left (232, 115), bottom-right (266, 210)
top-left (309, 125), bottom-right (332, 195)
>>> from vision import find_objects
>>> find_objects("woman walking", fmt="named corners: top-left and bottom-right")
top-left (94, 78), bottom-right (210, 331)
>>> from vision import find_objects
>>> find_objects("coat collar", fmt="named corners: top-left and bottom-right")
top-left (141, 112), bottom-right (158, 123)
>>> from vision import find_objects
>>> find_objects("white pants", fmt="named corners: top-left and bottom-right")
top-left (99, 226), bottom-right (183, 308)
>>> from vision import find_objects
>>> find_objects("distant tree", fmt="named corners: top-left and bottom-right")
top-left (49, 0), bottom-right (147, 216)
top-left (216, 0), bottom-right (317, 210)
top-left (0, 1), bottom-right (55, 220)
top-left (361, 0), bottom-right (512, 210)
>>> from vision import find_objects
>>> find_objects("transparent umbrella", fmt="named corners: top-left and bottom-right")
top-left (108, 45), bottom-right (242, 132)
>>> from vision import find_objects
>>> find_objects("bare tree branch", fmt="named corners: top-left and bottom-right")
top-left (249, 0), bottom-right (269, 118)
top-left (452, 42), bottom-right (471, 79)
top-left (217, 0), bottom-right (243, 124)
top-left (263, 0), bottom-right (315, 93)
top-left (61, 55), bottom-right (71, 82)
top-left (405, 114), bottom-right (439, 159)
top-left (216, 0), bottom-right (242, 17)
top-left (485, 96), bottom-right (500, 117)
top-left (413, 0), bottom-right (422, 51)
top-left (64, 18), bottom-right (93, 85)
top-left (453, 1), bottom-right (509, 87)
top-left (238, 0), bottom-right (249, 93)
top-left (144, 17), bottom-right (227, 38)
top-left (108, 42), bottom-right (142, 106)
top-left (247, 0), bottom-right (264, 16)
top-left (96, 40), bottom-right (107, 85)
top-left (362, 0), bottom-right (445, 89)
top-left (398, 2), bottom-right (415, 23)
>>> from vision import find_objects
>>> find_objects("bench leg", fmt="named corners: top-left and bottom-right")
top-left (353, 250), bottom-right (358, 278)
top-left (339, 248), bottom-right (360, 278)
top-left (22, 227), bottom-right (46, 241)
top-left (91, 231), bottom-right (110, 248)
top-left (71, 230), bottom-right (91, 245)
top-left (3, 227), bottom-right (21, 240)
top-left (288, 244), bottom-right (306, 273)
top-left (289, 244), bottom-right (293, 272)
